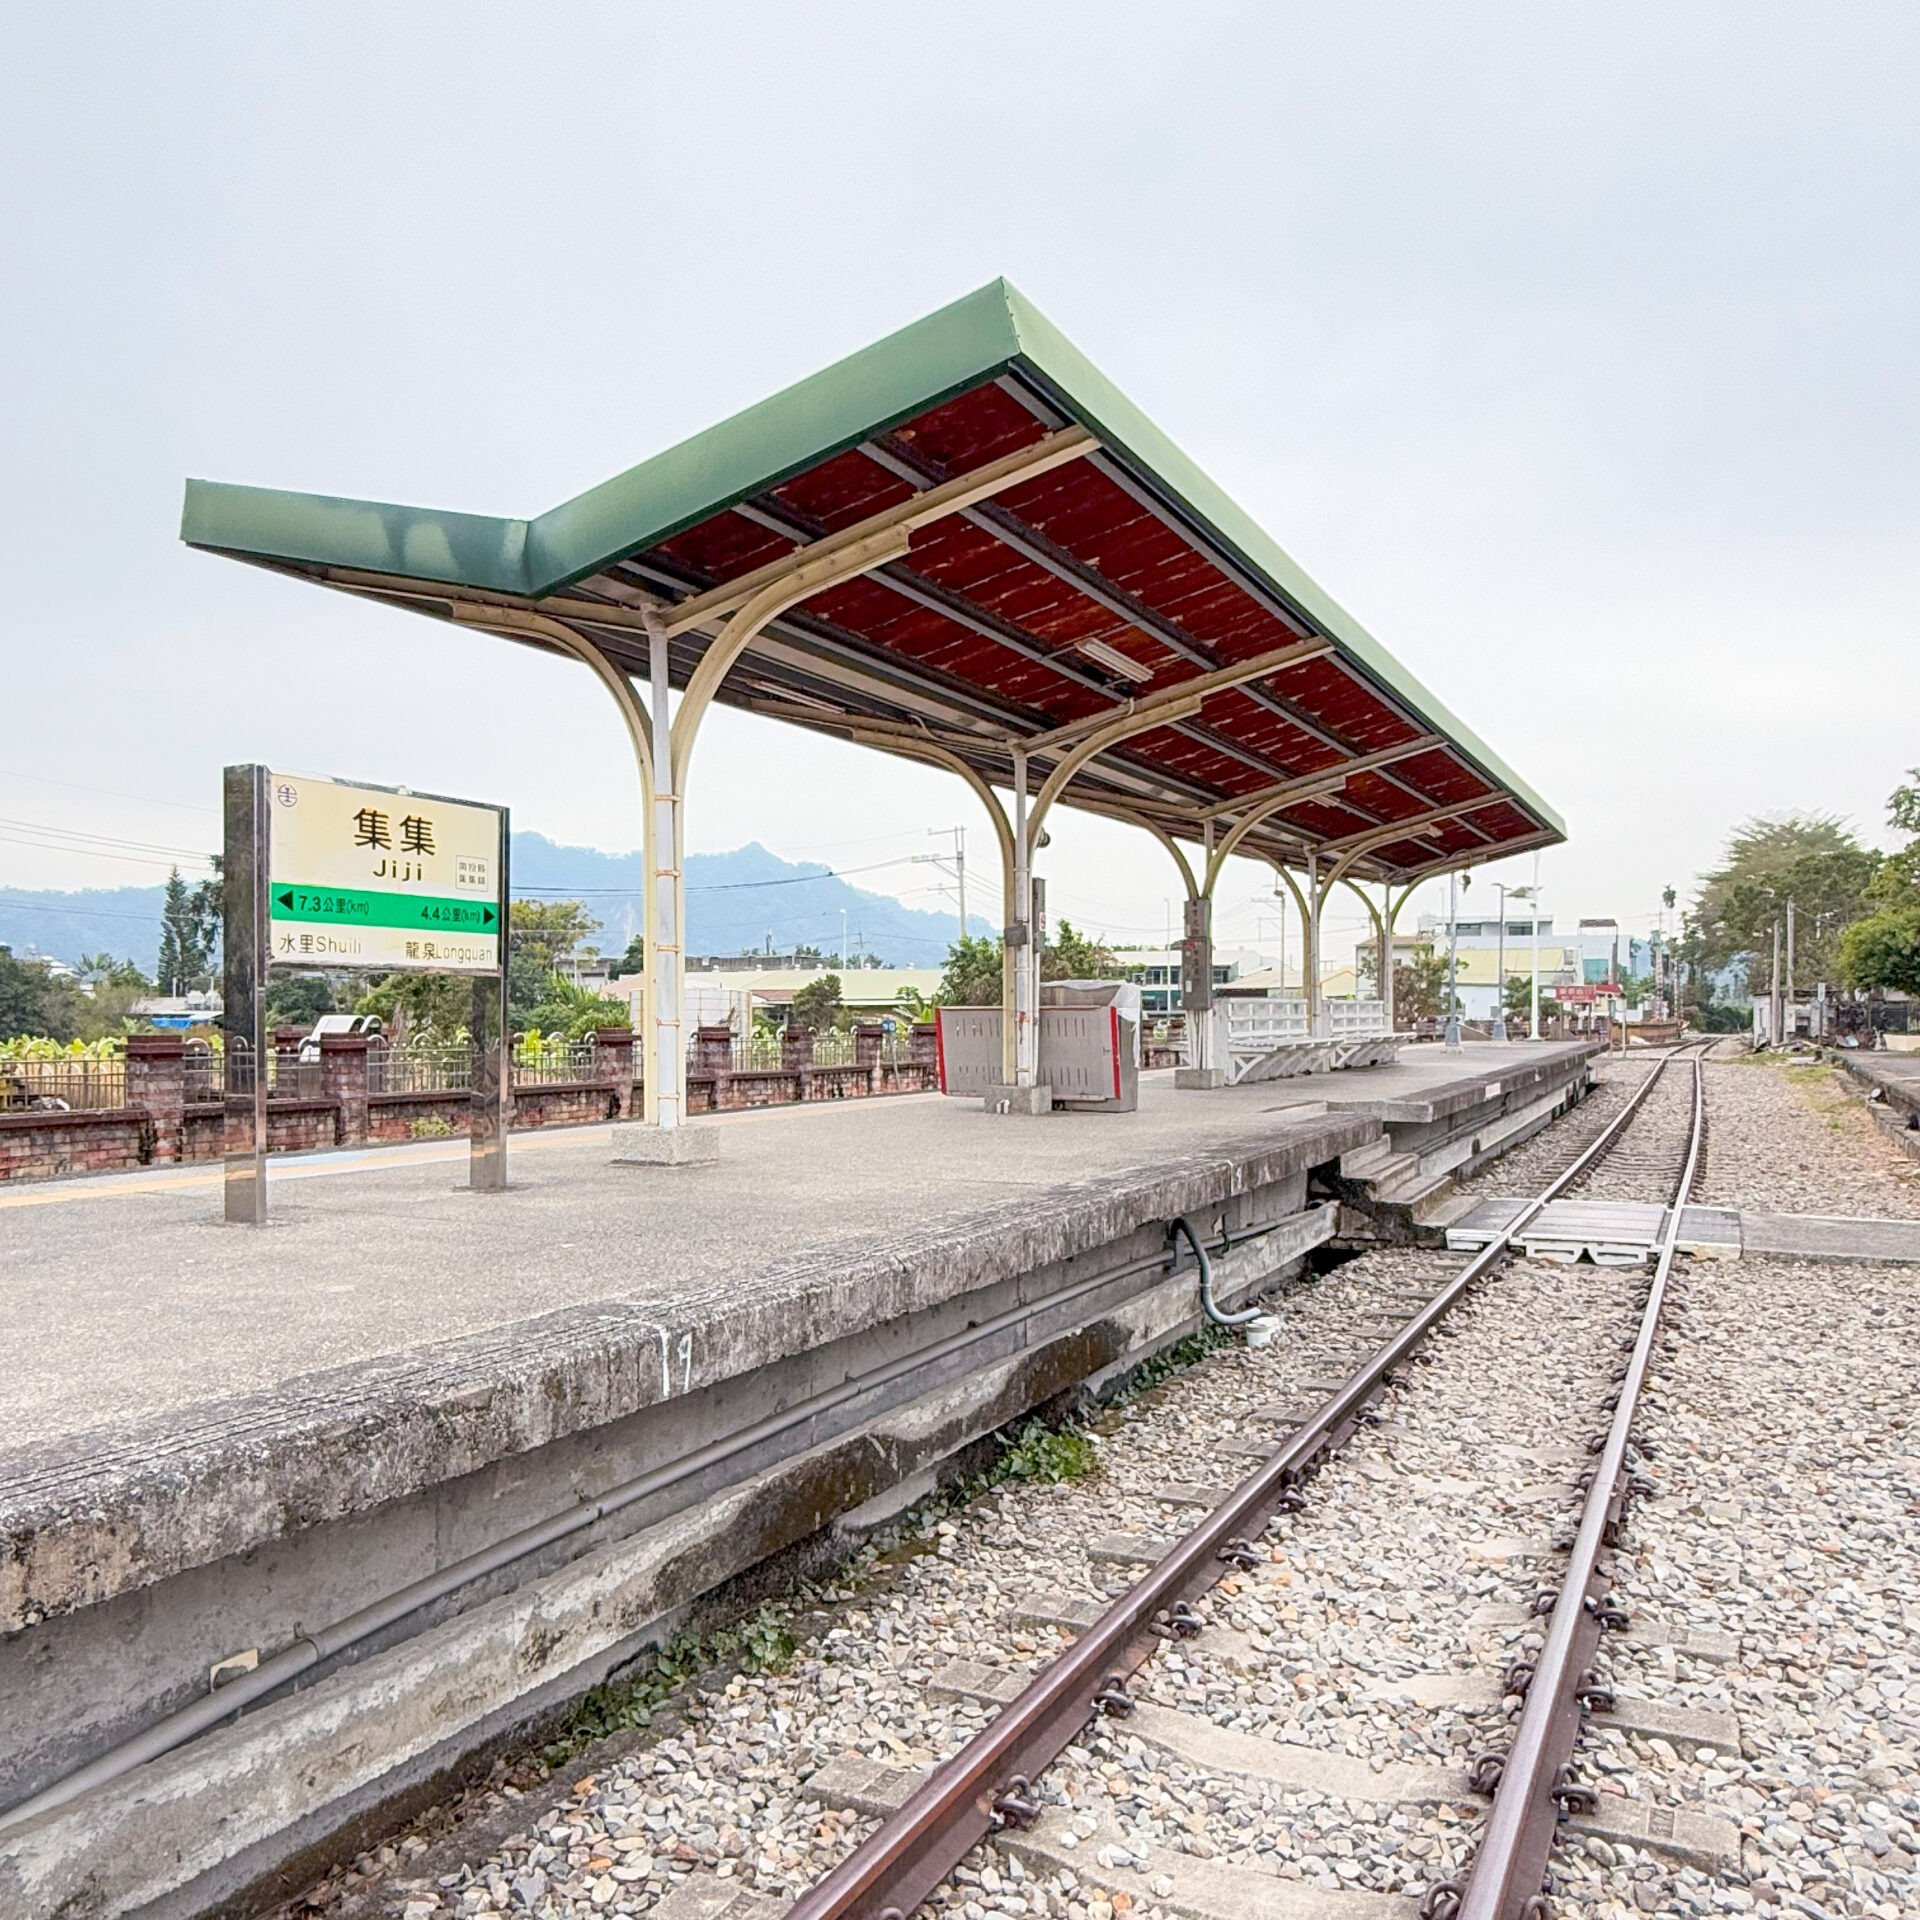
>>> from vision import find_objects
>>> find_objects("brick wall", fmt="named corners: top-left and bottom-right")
top-left (0, 1032), bottom-right (937, 1183)
top-left (0, 1109), bottom-right (153, 1182)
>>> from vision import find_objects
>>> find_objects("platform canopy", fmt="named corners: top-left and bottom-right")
top-left (182, 280), bottom-right (1562, 891)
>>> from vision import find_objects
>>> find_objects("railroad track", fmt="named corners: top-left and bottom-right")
top-left (764, 1045), bottom-right (1712, 1920)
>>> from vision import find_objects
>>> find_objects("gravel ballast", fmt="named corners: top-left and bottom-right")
top-left (1699, 1057), bottom-right (1920, 1217)
top-left (271, 1054), bottom-right (1917, 1920)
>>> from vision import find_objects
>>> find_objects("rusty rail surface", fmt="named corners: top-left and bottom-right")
top-left (1436, 1046), bottom-right (1708, 1920)
top-left (785, 1049), bottom-right (1693, 1920)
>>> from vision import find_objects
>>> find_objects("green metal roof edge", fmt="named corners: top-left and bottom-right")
top-left (179, 276), bottom-right (1561, 839)
top-left (526, 280), bottom-right (1028, 590)
top-left (180, 478), bottom-right (534, 595)
top-left (991, 285), bottom-right (1564, 839)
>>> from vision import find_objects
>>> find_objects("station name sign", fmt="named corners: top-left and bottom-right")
top-left (266, 771), bottom-right (504, 974)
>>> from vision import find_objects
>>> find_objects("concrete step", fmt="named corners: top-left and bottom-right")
top-left (1418, 1189), bottom-right (1482, 1232)
top-left (1338, 1137), bottom-right (1398, 1180)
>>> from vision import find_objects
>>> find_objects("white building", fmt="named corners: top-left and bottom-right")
top-left (1404, 914), bottom-right (1624, 1022)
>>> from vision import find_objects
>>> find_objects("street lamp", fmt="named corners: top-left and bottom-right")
top-left (1509, 872), bottom-right (1542, 1041)
top-left (1491, 883), bottom-right (1510, 1043)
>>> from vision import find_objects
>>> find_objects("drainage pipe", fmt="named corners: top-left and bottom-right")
top-left (1171, 1214), bottom-right (1267, 1328)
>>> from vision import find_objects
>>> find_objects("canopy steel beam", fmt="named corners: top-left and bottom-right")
top-left (1197, 734), bottom-right (1447, 820)
top-left (661, 427), bottom-right (1098, 637)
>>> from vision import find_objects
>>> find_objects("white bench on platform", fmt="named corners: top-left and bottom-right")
top-left (1206, 999), bottom-right (1408, 1086)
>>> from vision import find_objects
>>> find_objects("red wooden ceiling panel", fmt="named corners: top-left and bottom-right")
top-left (770, 448), bottom-right (913, 533)
top-left (594, 374), bottom-right (1543, 869)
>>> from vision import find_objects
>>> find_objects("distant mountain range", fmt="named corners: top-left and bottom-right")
top-left (0, 833), bottom-right (986, 973)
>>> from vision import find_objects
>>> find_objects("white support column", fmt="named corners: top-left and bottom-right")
top-left (648, 617), bottom-right (685, 1132)
top-left (1190, 820), bottom-right (1216, 1074)
top-left (1305, 852), bottom-right (1324, 1037)
top-left (983, 749), bottom-right (1049, 1113)
top-left (1378, 885), bottom-right (1393, 1033)
top-left (1012, 750), bottom-right (1037, 1088)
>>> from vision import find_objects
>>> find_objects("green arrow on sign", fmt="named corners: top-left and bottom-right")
top-left (269, 885), bottom-right (499, 934)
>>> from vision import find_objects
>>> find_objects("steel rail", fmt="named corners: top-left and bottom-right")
top-left (1439, 1047), bottom-right (1708, 1920)
top-left (783, 1049), bottom-right (1685, 1920)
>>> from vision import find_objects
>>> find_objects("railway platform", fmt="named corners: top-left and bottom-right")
top-left (0, 1041), bottom-right (1600, 1918)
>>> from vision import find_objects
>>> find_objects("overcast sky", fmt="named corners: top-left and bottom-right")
top-left (3, 5), bottom-right (1914, 972)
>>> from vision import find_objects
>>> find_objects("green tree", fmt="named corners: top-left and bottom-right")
top-left (191, 859), bottom-right (223, 982)
top-left (0, 947), bottom-right (83, 1042)
top-left (1688, 817), bottom-right (1877, 984)
top-left (1392, 943), bottom-right (1453, 1021)
top-left (511, 898), bottom-right (599, 968)
top-left (1831, 771), bottom-right (1920, 995)
top-left (266, 974), bottom-right (337, 1026)
top-left (353, 971), bottom-right (472, 1043)
top-left (508, 898), bottom-right (601, 1028)
top-left (791, 972), bottom-right (844, 1031)
top-left (1042, 918), bottom-right (1117, 981)
top-left (936, 933), bottom-right (1004, 1006)
top-left (1840, 910), bottom-right (1920, 996)
top-left (1501, 973), bottom-right (1537, 1027)
top-left (156, 867), bottom-right (213, 994)
top-left (1865, 768), bottom-right (1920, 911)
top-left (608, 933), bottom-right (645, 979)
top-left (523, 975), bottom-right (629, 1040)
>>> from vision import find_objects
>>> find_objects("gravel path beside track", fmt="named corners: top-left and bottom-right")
top-left (1699, 1059), bottom-right (1920, 1217)
top-left (1568, 1254), bottom-right (1920, 1920)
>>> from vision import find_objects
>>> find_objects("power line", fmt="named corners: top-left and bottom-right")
top-left (515, 855), bottom-right (923, 896)
top-left (0, 894), bottom-right (167, 925)
top-left (0, 769), bottom-right (221, 817)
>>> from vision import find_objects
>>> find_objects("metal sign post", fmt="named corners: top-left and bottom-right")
top-left (222, 765), bottom-right (510, 1221)
top-left (223, 766), bottom-right (271, 1224)
top-left (468, 805), bottom-right (511, 1191)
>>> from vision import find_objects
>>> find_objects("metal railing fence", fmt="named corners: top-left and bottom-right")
top-left (0, 1056), bottom-right (129, 1112)
top-left (368, 1043), bottom-right (475, 1095)
top-left (0, 1024), bottom-right (936, 1115)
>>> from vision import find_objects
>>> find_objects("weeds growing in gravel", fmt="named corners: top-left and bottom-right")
top-left (529, 1325), bottom-right (1235, 1780)
top-left (537, 1602), bottom-right (797, 1768)
top-left (993, 1417), bottom-right (1098, 1485)
top-left (1117, 1320), bottom-right (1232, 1398)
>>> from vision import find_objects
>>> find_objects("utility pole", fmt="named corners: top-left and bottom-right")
top-left (1774, 894), bottom-right (1789, 1044)
top-left (1444, 870), bottom-right (1462, 1050)
top-left (1509, 873), bottom-right (1541, 1041)
top-left (911, 826), bottom-right (967, 944)
top-left (1530, 854), bottom-right (1542, 1040)
top-left (1770, 918), bottom-right (1782, 1048)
